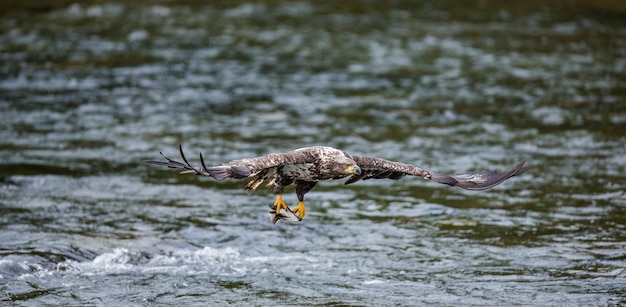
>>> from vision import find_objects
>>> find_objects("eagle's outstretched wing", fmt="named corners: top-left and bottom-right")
top-left (346, 156), bottom-right (528, 191)
top-left (144, 144), bottom-right (317, 181)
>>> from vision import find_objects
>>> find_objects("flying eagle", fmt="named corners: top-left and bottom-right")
top-left (145, 145), bottom-right (529, 224)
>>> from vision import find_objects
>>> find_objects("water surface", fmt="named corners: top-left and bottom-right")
top-left (1, 1), bottom-right (625, 305)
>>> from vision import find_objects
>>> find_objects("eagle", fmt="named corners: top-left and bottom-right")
top-left (145, 145), bottom-right (529, 224)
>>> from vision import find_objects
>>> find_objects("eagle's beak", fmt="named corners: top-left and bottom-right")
top-left (345, 165), bottom-right (362, 176)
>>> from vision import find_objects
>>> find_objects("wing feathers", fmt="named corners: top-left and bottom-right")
top-left (345, 156), bottom-right (429, 184)
top-left (230, 150), bottom-right (317, 173)
top-left (144, 144), bottom-right (252, 181)
top-left (145, 145), bottom-right (315, 181)
top-left (348, 155), bottom-right (528, 191)
top-left (430, 160), bottom-right (528, 190)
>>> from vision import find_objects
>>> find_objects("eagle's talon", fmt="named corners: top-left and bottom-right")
top-left (273, 193), bottom-right (289, 215)
top-left (291, 201), bottom-right (306, 220)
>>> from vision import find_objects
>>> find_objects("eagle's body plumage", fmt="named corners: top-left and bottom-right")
top-left (146, 145), bottom-right (529, 224)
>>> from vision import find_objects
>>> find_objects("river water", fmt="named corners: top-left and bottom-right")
top-left (1, 1), bottom-right (625, 306)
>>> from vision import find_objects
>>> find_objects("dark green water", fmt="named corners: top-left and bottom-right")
top-left (1, 1), bottom-right (625, 305)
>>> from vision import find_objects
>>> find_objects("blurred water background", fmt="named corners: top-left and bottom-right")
top-left (1, 1), bottom-right (625, 305)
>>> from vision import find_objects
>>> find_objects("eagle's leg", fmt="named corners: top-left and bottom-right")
top-left (272, 177), bottom-right (296, 216)
top-left (292, 201), bottom-right (306, 221)
top-left (293, 181), bottom-right (317, 220)
top-left (273, 193), bottom-right (289, 215)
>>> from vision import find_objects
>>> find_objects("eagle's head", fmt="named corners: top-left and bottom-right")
top-left (337, 161), bottom-right (362, 176)
top-left (324, 149), bottom-right (362, 178)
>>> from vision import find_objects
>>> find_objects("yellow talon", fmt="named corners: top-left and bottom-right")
top-left (273, 194), bottom-right (288, 215)
top-left (291, 201), bottom-right (306, 220)
top-left (272, 195), bottom-right (305, 221)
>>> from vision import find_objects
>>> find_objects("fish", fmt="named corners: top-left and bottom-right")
top-left (268, 204), bottom-right (302, 224)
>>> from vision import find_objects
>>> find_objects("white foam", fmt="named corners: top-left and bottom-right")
top-left (363, 279), bottom-right (387, 285)
top-left (59, 246), bottom-right (247, 277)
